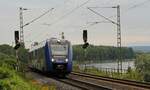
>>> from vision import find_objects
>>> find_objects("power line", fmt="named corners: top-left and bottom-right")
top-left (128, 0), bottom-right (150, 10)
top-left (86, 21), bottom-right (110, 28)
top-left (23, 8), bottom-right (54, 28)
top-left (120, 0), bottom-right (150, 15)
top-left (32, 0), bottom-right (91, 42)
top-left (86, 0), bottom-right (150, 28)
top-left (49, 0), bottom-right (90, 26)
top-left (87, 7), bottom-right (118, 25)
top-left (29, 0), bottom-right (150, 45)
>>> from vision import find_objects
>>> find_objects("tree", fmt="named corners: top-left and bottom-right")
top-left (0, 52), bottom-right (16, 68)
top-left (18, 47), bottom-right (29, 63)
top-left (135, 54), bottom-right (150, 82)
top-left (0, 44), bottom-right (15, 56)
top-left (73, 44), bottom-right (135, 62)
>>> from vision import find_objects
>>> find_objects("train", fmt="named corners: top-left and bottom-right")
top-left (29, 38), bottom-right (73, 76)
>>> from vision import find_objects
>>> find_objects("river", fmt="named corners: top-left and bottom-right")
top-left (79, 60), bottom-right (135, 72)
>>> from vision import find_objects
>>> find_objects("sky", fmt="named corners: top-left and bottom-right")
top-left (0, 0), bottom-right (150, 48)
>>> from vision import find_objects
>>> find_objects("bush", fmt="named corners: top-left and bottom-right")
top-left (0, 66), bottom-right (40, 90)
top-left (0, 45), bottom-right (39, 90)
top-left (135, 54), bottom-right (150, 82)
top-left (0, 52), bottom-right (16, 66)
top-left (143, 72), bottom-right (150, 82)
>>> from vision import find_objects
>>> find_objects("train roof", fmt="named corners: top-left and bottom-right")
top-left (29, 38), bottom-right (70, 52)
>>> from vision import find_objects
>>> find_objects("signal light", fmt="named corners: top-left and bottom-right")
top-left (83, 30), bottom-right (87, 43)
top-left (82, 42), bottom-right (89, 49)
top-left (83, 30), bottom-right (89, 49)
top-left (14, 31), bottom-right (19, 44)
top-left (14, 43), bottom-right (21, 50)
top-left (14, 31), bottom-right (20, 50)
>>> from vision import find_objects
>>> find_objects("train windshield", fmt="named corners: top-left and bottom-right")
top-left (50, 44), bottom-right (68, 56)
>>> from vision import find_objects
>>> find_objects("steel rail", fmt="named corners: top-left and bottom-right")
top-left (71, 71), bottom-right (150, 89)
top-left (54, 77), bottom-right (111, 90)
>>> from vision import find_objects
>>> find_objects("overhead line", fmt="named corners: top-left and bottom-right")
top-left (33, 0), bottom-right (91, 41)
top-left (128, 0), bottom-right (150, 10)
top-left (23, 8), bottom-right (54, 28)
top-left (87, 0), bottom-right (150, 28)
top-left (87, 7), bottom-right (118, 25)
top-left (49, 0), bottom-right (90, 26)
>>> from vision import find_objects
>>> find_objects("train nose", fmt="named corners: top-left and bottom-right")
top-left (56, 65), bottom-right (64, 69)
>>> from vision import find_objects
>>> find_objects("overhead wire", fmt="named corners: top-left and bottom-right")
top-left (29, 0), bottom-right (150, 45)
top-left (26, 0), bottom-right (72, 45)
top-left (87, 7), bottom-right (118, 25)
top-left (24, 8), bottom-right (54, 46)
top-left (23, 8), bottom-right (54, 28)
top-left (87, 0), bottom-right (150, 28)
top-left (85, 0), bottom-right (113, 27)
top-left (127, 0), bottom-right (150, 10)
top-left (33, 0), bottom-right (91, 41)
top-left (49, 0), bottom-right (90, 26)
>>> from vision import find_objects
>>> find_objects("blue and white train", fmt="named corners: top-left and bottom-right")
top-left (29, 38), bottom-right (72, 76)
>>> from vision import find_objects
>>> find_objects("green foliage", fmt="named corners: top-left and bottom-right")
top-left (0, 44), bottom-right (29, 64)
top-left (18, 47), bottom-right (29, 63)
top-left (0, 44), bottom-right (39, 90)
top-left (0, 66), bottom-right (39, 90)
top-left (0, 44), bottom-right (15, 56)
top-left (135, 54), bottom-right (150, 82)
top-left (73, 45), bottom-right (135, 61)
top-left (122, 69), bottom-right (143, 81)
top-left (0, 52), bottom-right (16, 69)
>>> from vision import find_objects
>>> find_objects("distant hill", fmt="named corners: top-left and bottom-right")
top-left (130, 46), bottom-right (150, 53)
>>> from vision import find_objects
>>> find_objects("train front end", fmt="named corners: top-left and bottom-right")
top-left (49, 39), bottom-right (72, 75)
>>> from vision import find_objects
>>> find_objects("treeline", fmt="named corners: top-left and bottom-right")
top-left (0, 44), bottom-right (29, 63)
top-left (73, 45), bottom-right (135, 61)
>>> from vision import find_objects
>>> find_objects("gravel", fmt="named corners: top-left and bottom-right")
top-left (26, 72), bottom-right (82, 90)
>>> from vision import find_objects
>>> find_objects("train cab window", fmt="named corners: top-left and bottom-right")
top-left (50, 44), bottom-right (68, 56)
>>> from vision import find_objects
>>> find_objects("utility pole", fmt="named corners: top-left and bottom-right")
top-left (20, 7), bottom-right (24, 47)
top-left (19, 7), bottom-right (54, 47)
top-left (117, 5), bottom-right (122, 74)
top-left (87, 5), bottom-right (122, 74)
top-left (19, 7), bottom-right (28, 47)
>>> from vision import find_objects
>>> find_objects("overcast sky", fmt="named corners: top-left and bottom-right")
top-left (0, 0), bottom-right (150, 48)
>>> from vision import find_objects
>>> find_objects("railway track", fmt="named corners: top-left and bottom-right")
top-left (29, 70), bottom-right (110, 90)
top-left (56, 77), bottom-right (111, 90)
top-left (69, 71), bottom-right (150, 90)
top-left (29, 69), bottom-right (150, 90)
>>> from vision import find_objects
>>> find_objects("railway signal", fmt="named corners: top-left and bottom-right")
top-left (83, 30), bottom-right (89, 49)
top-left (82, 42), bottom-right (89, 49)
top-left (83, 30), bottom-right (87, 43)
top-left (14, 31), bottom-right (20, 50)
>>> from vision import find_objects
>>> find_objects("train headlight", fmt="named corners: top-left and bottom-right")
top-left (65, 58), bottom-right (68, 62)
top-left (52, 58), bottom-right (55, 62)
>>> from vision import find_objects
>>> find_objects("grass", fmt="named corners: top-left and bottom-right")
top-left (73, 64), bottom-right (143, 82)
